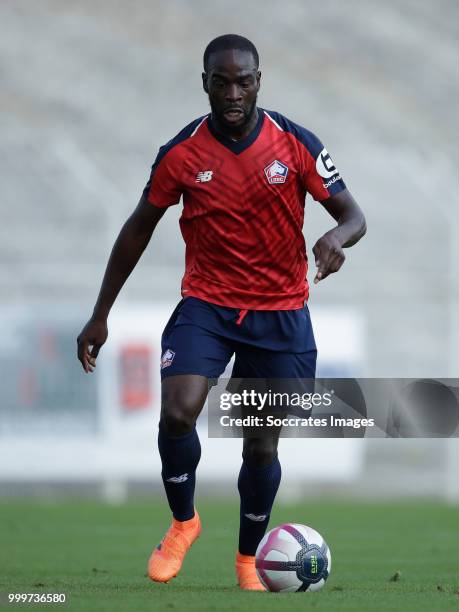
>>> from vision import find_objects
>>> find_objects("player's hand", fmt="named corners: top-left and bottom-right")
top-left (77, 317), bottom-right (108, 373)
top-left (312, 232), bottom-right (345, 284)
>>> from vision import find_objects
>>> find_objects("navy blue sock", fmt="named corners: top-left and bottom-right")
top-left (237, 456), bottom-right (282, 555)
top-left (158, 424), bottom-right (201, 521)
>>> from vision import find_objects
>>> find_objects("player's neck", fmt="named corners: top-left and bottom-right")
top-left (211, 107), bottom-right (259, 142)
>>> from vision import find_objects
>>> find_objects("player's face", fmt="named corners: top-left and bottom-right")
top-left (203, 49), bottom-right (261, 132)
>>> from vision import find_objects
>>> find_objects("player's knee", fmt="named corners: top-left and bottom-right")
top-left (160, 380), bottom-right (204, 435)
top-left (160, 392), bottom-right (201, 435)
top-left (243, 439), bottom-right (278, 468)
top-left (160, 410), bottom-right (195, 436)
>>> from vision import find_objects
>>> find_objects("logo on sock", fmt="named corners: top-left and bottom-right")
top-left (166, 473), bottom-right (188, 483)
top-left (244, 513), bottom-right (267, 522)
top-left (161, 349), bottom-right (175, 369)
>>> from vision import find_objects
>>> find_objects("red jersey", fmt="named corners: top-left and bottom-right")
top-left (144, 109), bottom-right (346, 309)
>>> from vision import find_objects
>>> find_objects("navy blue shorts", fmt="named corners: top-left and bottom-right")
top-left (160, 297), bottom-right (317, 381)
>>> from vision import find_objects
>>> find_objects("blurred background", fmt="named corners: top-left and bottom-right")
top-left (1, 0), bottom-right (459, 503)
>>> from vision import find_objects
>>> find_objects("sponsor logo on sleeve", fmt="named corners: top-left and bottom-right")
top-left (316, 147), bottom-right (341, 188)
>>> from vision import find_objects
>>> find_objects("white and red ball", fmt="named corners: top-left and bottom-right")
top-left (255, 523), bottom-right (331, 592)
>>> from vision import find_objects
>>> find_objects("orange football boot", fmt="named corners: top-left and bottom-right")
top-left (148, 510), bottom-right (201, 583)
top-left (235, 552), bottom-right (266, 591)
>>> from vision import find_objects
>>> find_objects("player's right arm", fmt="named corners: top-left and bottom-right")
top-left (77, 117), bottom-right (203, 372)
top-left (77, 196), bottom-right (165, 373)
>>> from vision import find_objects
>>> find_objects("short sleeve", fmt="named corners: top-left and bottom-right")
top-left (143, 146), bottom-right (183, 208)
top-left (299, 132), bottom-right (346, 202)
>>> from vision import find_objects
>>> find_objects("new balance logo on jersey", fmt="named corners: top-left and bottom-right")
top-left (196, 170), bottom-right (213, 182)
top-left (166, 473), bottom-right (189, 483)
top-left (264, 160), bottom-right (289, 184)
top-left (161, 349), bottom-right (175, 369)
top-left (244, 513), bottom-right (267, 522)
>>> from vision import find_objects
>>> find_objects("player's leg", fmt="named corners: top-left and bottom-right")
top-left (157, 299), bottom-right (234, 523)
top-left (149, 299), bottom-right (234, 583)
top-left (158, 374), bottom-right (208, 522)
top-left (235, 428), bottom-right (283, 590)
top-left (232, 342), bottom-right (317, 590)
top-left (149, 374), bottom-right (208, 583)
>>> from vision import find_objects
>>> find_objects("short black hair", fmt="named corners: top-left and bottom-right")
top-left (203, 34), bottom-right (259, 72)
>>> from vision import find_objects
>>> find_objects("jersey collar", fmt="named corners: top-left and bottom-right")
top-left (206, 107), bottom-right (265, 155)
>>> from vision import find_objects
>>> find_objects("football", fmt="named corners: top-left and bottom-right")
top-left (255, 523), bottom-right (331, 592)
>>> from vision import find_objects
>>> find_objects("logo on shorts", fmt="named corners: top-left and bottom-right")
top-left (264, 160), bottom-right (289, 184)
top-left (161, 349), bottom-right (175, 369)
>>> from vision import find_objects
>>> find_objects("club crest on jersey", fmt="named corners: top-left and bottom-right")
top-left (160, 349), bottom-right (175, 369)
top-left (264, 160), bottom-right (289, 184)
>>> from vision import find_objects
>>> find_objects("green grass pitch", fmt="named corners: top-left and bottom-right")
top-left (1, 498), bottom-right (459, 611)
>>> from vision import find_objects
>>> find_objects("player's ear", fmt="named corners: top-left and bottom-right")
top-left (202, 72), bottom-right (209, 93)
top-left (256, 70), bottom-right (261, 92)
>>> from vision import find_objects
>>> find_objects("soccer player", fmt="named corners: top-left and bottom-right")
top-left (77, 34), bottom-right (366, 590)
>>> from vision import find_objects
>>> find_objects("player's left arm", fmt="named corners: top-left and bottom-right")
top-left (313, 188), bottom-right (366, 284)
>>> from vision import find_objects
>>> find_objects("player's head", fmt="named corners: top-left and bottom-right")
top-left (202, 34), bottom-right (261, 131)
